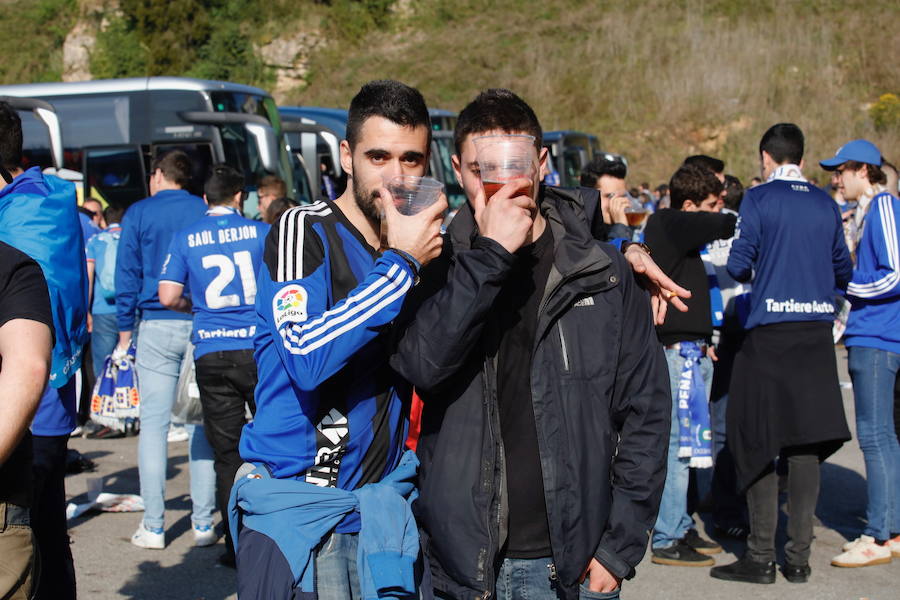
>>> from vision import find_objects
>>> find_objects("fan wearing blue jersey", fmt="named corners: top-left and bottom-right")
top-left (230, 80), bottom-right (445, 600)
top-left (158, 164), bottom-right (269, 566)
top-left (821, 140), bottom-right (900, 567)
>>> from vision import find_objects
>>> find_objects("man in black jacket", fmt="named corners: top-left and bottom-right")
top-left (643, 163), bottom-right (736, 567)
top-left (391, 89), bottom-right (671, 600)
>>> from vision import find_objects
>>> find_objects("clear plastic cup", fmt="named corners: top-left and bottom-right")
top-left (382, 175), bottom-right (444, 215)
top-left (472, 134), bottom-right (538, 201)
top-left (379, 175), bottom-right (444, 249)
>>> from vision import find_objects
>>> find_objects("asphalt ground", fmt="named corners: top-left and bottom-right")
top-left (64, 345), bottom-right (897, 599)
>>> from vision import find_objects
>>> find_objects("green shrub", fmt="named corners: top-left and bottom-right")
top-left (0, 0), bottom-right (77, 83)
top-left (870, 93), bottom-right (900, 132)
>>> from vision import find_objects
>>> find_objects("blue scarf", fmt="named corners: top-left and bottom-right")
top-left (700, 246), bottom-right (724, 327)
top-left (676, 342), bottom-right (713, 468)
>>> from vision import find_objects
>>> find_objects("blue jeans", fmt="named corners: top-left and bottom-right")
top-left (91, 313), bottom-right (119, 378)
top-left (135, 319), bottom-right (215, 530)
top-left (316, 532), bottom-right (362, 600)
top-left (652, 347), bottom-right (713, 549)
top-left (494, 557), bottom-right (619, 600)
top-left (848, 345), bottom-right (900, 539)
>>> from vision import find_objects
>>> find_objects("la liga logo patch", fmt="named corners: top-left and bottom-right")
top-left (274, 284), bottom-right (308, 328)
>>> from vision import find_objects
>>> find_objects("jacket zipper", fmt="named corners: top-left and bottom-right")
top-left (480, 357), bottom-right (498, 599)
top-left (556, 322), bottom-right (570, 372)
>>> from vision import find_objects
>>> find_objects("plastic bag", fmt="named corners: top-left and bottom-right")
top-left (172, 346), bottom-right (203, 425)
top-left (90, 344), bottom-right (140, 433)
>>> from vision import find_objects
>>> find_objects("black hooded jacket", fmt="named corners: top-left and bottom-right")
top-left (391, 186), bottom-right (670, 600)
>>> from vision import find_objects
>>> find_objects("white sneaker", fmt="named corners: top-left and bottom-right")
top-left (193, 524), bottom-right (217, 547)
top-left (832, 535), bottom-right (892, 567)
top-left (167, 425), bottom-right (189, 443)
top-left (131, 522), bottom-right (165, 549)
top-left (888, 534), bottom-right (900, 558)
top-left (841, 535), bottom-right (868, 551)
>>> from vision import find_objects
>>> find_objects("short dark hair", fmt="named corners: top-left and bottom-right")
top-left (265, 197), bottom-right (299, 225)
top-left (104, 204), bottom-right (126, 225)
top-left (454, 88), bottom-right (542, 157)
top-left (580, 153), bottom-right (628, 187)
top-left (683, 154), bottom-right (725, 175)
top-left (0, 101), bottom-right (23, 171)
top-left (669, 163), bottom-right (724, 209)
top-left (759, 123), bottom-right (804, 165)
top-left (346, 80), bottom-right (431, 150)
top-left (723, 174), bottom-right (744, 211)
top-left (842, 160), bottom-right (887, 186)
top-left (258, 174), bottom-right (287, 197)
top-left (151, 150), bottom-right (192, 189)
top-left (205, 164), bottom-right (245, 205)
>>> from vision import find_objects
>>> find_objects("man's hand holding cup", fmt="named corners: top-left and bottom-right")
top-left (473, 177), bottom-right (536, 255)
top-left (377, 176), bottom-right (446, 268)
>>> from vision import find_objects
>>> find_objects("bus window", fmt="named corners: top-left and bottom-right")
top-left (210, 92), bottom-right (268, 122)
top-left (220, 123), bottom-right (265, 182)
top-left (151, 142), bottom-right (214, 198)
top-left (18, 110), bottom-right (53, 170)
top-left (83, 145), bottom-right (147, 209)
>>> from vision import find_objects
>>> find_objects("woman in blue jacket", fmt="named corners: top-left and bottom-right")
top-left (822, 140), bottom-right (900, 567)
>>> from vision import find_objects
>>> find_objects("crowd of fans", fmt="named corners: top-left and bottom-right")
top-left (0, 83), bottom-right (898, 600)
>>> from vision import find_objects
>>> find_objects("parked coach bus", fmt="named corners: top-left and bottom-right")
top-left (0, 77), bottom-right (309, 215)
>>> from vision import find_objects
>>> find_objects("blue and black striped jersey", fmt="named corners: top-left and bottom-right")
top-left (239, 201), bottom-right (415, 531)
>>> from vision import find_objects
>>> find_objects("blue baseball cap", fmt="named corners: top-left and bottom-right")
top-left (820, 139), bottom-right (883, 170)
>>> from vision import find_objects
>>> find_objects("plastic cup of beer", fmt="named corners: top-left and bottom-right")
top-left (472, 134), bottom-right (538, 202)
top-left (379, 175), bottom-right (444, 249)
top-left (624, 205), bottom-right (648, 227)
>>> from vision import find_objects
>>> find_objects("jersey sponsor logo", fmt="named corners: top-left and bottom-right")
top-left (764, 298), bottom-right (835, 314)
top-left (196, 326), bottom-right (256, 340)
top-left (273, 284), bottom-right (308, 328)
top-left (305, 408), bottom-right (349, 487)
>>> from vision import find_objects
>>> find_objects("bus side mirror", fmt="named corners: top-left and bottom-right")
top-left (245, 122), bottom-right (278, 174)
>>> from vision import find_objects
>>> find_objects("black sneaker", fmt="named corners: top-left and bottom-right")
top-left (651, 542), bottom-right (715, 566)
top-left (714, 522), bottom-right (749, 539)
top-left (710, 556), bottom-right (775, 584)
top-left (782, 563), bottom-right (810, 583)
top-left (683, 528), bottom-right (723, 555)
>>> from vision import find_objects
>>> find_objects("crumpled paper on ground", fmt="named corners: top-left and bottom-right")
top-left (66, 476), bottom-right (144, 520)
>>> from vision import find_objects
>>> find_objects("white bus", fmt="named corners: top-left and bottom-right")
top-left (0, 77), bottom-right (311, 213)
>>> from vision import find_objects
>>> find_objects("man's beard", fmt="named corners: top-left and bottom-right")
top-left (352, 176), bottom-right (382, 222)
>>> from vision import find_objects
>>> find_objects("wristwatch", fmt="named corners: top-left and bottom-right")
top-left (386, 248), bottom-right (421, 285)
top-left (621, 241), bottom-right (652, 256)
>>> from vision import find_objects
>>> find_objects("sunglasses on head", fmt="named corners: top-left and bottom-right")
top-left (602, 153), bottom-right (628, 168)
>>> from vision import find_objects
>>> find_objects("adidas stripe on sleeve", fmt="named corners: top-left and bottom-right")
top-left (259, 203), bottom-right (416, 390)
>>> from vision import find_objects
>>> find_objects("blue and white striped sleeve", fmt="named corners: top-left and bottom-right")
top-left (259, 205), bottom-right (415, 390)
top-left (847, 194), bottom-right (900, 300)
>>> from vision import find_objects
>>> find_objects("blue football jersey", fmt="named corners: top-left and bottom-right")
top-left (161, 207), bottom-right (270, 358)
top-left (239, 201), bottom-right (416, 532)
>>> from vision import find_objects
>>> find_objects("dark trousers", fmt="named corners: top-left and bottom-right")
top-left (195, 349), bottom-right (257, 557)
top-left (710, 328), bottom-right (747, 528)
top-left (31, 434), bottom-right (76, 600)
top-left (746, 446), bottom-right (819, 566)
